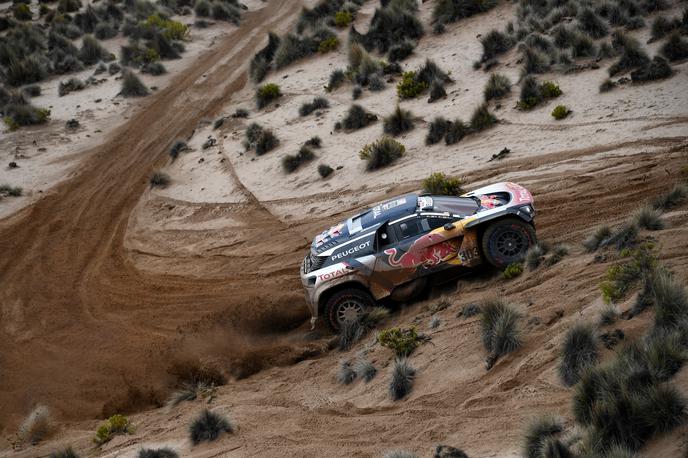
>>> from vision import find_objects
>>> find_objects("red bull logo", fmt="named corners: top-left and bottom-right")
top-left (384, 239), bottom-right (459, 269)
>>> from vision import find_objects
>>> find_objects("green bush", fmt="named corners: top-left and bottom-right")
top-left (483, 73), bottom-right (510, 101)
top-left (359, 136), bottom-right (405, 171)
top-left (421, 172), bottom-right (464, 196)
top-left (94, 414), bottom-right (133, 444)
top-left (518, 78), bottom-right (562, 110)
top-left (378, 327), bottom-right (419, 356)
top-left (396, 71), bottom-right (428, 99)
top-left (318, 36), bottom-right (339, 53)
top-left (383, 105), bottom-right (414, 136)
top-left (600, 244), bottom-right (656, 304)
top-left (470, 104), bottom-right (497, 131)
top-left (503, 263), bottom-right (523, 279)
top-left (282, 145), bottom-right (315, 173)
top-left (145, 14), bottom-right (188, 40)
top-left (255, 83), bottom-right (281, 109)
top-left (3, 104), bottom-right (50, 130)
top-left (13, 3), bottom-right (32, 20)
top-left (551, 105), bottom-right (570, 120)
top-left (334, 10), bottom-right (352, 27)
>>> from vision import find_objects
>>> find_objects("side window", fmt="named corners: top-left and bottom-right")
top-left (426, 216), bottom-right (452, 230)
top-left (394, 217), bottom-right (429, 240)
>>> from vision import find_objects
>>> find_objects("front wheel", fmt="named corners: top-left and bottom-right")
top-left (481, 217), bottom-right (536, 269)
top-left (323, 288), bottom-right (375, 332)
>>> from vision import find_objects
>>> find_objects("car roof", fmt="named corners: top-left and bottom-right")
top-left (350, 194), bottom-right (418, 233)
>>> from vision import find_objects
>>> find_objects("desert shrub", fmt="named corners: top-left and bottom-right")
top-left (525, 244), bottom-right (547, 270)
top-left (95, 414), bottom-right (133, 444)
top-left (255, 130), bottom-right (279, 155)
top-left (518, 77), bottom-right (561, 110)
top-left (552, 23), bottom-right (577, 49)
top-left (503, 262), bottom-right (523, 279)
top-left (49, 447), bottom-right (80, 458)
top-left (551, 105), bottom-right (570, 120)
top-left (142, 61), bottom-right (166, 75)
top-left (522, 46), bottom-right (551, 74)
top-left (583, 225), bottom-right (612, 251)
top-left (571, 33), bottom-right (596, 58)
top-left (388, 39), bottom-right (415, 62)
top-left (351, 86), bottom-right (362, 100)
top-left (353, 357), bottom-right (377, 382)
top-left (523, 416), bottom-right (564, 458)
top-left (353, 1), bottom-right (423, 54)
top-left (422, 172), bottom-right (464, 196)
top-left (651, 15), bottom-right (680, 40)
top-left (108, 62), bottom-right (121, 75)
top-left (3, 103), bottom-right (50, 130)
top-left (5, 55), bottom-right (48, 87)
top-left (416, 59), bottom-right (451, 87)
top-left (633, 205), bottom-right (664, 230)
top-left (660, 32), bottom-right (688, 62)
top-left (651, 270), bottom-right (688, 331)
top-left (0, 185), bottom-right (23, 197)
top-left (389, 357), bottom-right (415, 401)
top-left (480, 29), bottom-right (514, 61)
top-left (337, 360), bottom-right (356, 384)
top-left (282, 145), bottom-right (315, 173)
top-left (298, 97), bottom-right (328, 117)
top-left (470, 104), bottom-right (497, 131)
top-left (79, 35), bottom-right (112, 65)
top-left (600, 79), bottom-right (616, 92)
top-left (231, 108), bottom-right (249, 119)
top-left (481, 298), bottom-right (521, 368)
top-left (150, 171), bottom-right (170, 188)
top-left (167, 381), bottom-right (215, 408)
top-left (578, 7), bottom-right (609, 39)
top-left (94, 22), bottom-right (117, 40)
top-left (359, 136), bottom-right (404, 170)
top-left (432, 0), bottom-right (497, 26)
top-left (334, 10), bottom-right (352, 27)
top-left (597, 42), bottom-right (616, 60)
top-left (429, 316), bottom-right (441, 329)
top-left (396, 71), bottom-right (428, 99)
top-left (652, 183), bottom-right (687, 210)
top-left (340, 104), bottom-right (376, 131)
top-left (13, 3), bottom-right (32, 20)
top-left (255, 83), bottom-right (281, 109)
top-left (426, 117), bottom-right (450, 145)
top-left (383, 105), bottom-right (414, 136)
top-left (302, 136), bottom-right (321, 148)
top-left (22, 85), bottom-right (41, 98)
top-left (119, 70), bottom-right (149, 97)
top-left (601, 223), bottom-right (639, 251)
top-left (544, 245), bottom-right (568, 267)
top-left (194, 0), bottom-right (210, 16)
top-left (318, 36), bottom-right (339, 53)
top-left (210, 1), bottom-right (240, 23)
top-left (459, 303), bottom-right (481, 318)
top-left (58, 77), bottom-right (85, 96)
top-left (609, 31), bottom-right (650, 76)
top-left (250, 32), bottom-right (280, 83)
top-left (169, 140), bottom-right (188, 160)
top-left (600, 244), bottom-right (655, 304)
top-left (599, 305), bottom-right (619, 326)
top-left (378, 326), bottom-right (419, 356)
top-left (168, 358), bottom-right (226, 386)
top-left (445, 119), bottom-right (468, 145)
top-left (318, 164), bottom-right (333, 178)
top-left (383, 451), bottom-right (418, 458)
top-left (273, 33), bottom-right (318, 69)
top-left (428, 80), bottom-right (446, 102)
top-left (559, 324), bottom-right (599, 386)
top-left (630, 56), bottom-right (672, 82)
top-left (189, 410), bottom-right (233, 445)
top-left (137, 448), bottom-right (178, 458)
top-left (18, 405), bottom-right (52, 445)
top-left (483, 73), bottom-right (510, 101)
top-left (541, 81), bottom-right (562, 98)
top-left (367, 74), bottom-right (385, 92)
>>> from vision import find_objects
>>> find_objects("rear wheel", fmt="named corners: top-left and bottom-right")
top-left (324, 288), bottom-right (375, 332)
top-left (481, 217), bottom-right (536, 269)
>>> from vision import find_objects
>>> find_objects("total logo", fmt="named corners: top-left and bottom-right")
top-left (331, 240), bottom-right (371, 261)
top-left (318, 267), bottom-right (349, 282)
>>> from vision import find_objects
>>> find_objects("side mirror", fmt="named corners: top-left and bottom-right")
top-left (443, 222), bottom-right (455, 231)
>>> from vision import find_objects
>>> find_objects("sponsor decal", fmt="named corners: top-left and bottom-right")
top-left (506, 182), bottom-right (533, 204)
top-left (458, 246), bottom-right (480, 263)
top-left (331, 240), bottom-right (372, 261)
top-left (418, 196), bottom-right (433, 210)
top-left (372, 198), bottom-right (406, 219)
top-left (318, 266), bottom-right (350, 282)
top-left (384, 239), bottom-right (459, 269)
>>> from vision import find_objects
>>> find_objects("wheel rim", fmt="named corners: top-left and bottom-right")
top-left (337, 299), bottom-right (364, 325)
top-left (495, 228), bottom-right (527, 258)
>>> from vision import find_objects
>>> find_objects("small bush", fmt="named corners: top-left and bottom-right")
top-left (445, 119), bottom-right (468, 145)
top-left (13, 3), bottom-right (32, 20)
top-left (142, 61), bottom-right (166, 75)
top-left (255, 130), bottom-right (279, 155)
top-left (340, 104), bottom-right (377, 131)
top-left (0, 185), bottom-right (23, 197)
top-left (378, 326), bottom-right (419, 356)
top-left (651, 15), bottom-right (680, 40)
top-left (523, 416), bottom-right (564, 458)
top-left (326, 69), bottom-right (346, 92)
top-left (169, 140), bottom-right (188, 160)
top-left (432, 0), bottom-right (497, 25)
top-left (633, 205), bottom-right (664, 230)
top-left (578, 7), bottom-right (609, 39)
top-left (503, 262), bottom-right (523, 279)
top-left (383, 105), bottom-right (414, 136)
top-left (389, 357), bottom-right (415, 401)
top-left (559, 324), bottom-right (599, 386)
top-left (609, 31), bottom-right (650, 76)
top-left (483, 73), bottom-right (510, 101)
top-left (651, 270), bottom-right (688, 331)
top-left (600, 79), bottom-right (616, 92)
top-left (518, 77), bottom-right (561, 110)
top-left (58, 77), bottom-right (86, 97)
top-left (94, 22), bottom-right (117, 40)
top-left (428, 80), bottom-right (446, 102)
top-left (318, 36), bottom-right (339, 53)
top-left (194, 0), bottom-right (210, 16)
top-left (422, 172), bottom-right (464, 196)
top-left (630, 56), bottom-right (672, 82)
top-left (522, 46), bottom-right (551, 74)
top-left (353, 357), bottom-right (377, 382)
top-left (480, 29), bottom-right (513, 61)
top-left (369, 74), bottom-right (386, 92)
top-left (481, 298), bottom-right (521, 368)
top-left (49, 447), bottom-right (80, 458)
top-left (282, 145), bottom-right (315, 173)
top-left (470, 104), bottom-right (497, 131)
top-left (544, 245), bottom-right (568, 267)
top-left (388, 39), bottom-right (415, 62)
top-left (334, 10), bottom-right (352, 28)
top-left (211, 1), bottom-right (240, 23)
top-left (551, 105), bottom-right (571, 120)
top-left (652, 183), bottom-right (687, 210)
top-left (305, 136), bottom-right (321, 148)
top-left (3, 104), bottom-right (50, 130)
top-left (359, 136), bottom-right (404, 171)
top-left (525, 244), bottom-right (547, 270)
top-left (599, 305), bottom-right (619, 326)
top-left (255, 83), bottom-right (281, 109)
top-left (150, 172), bottom-right (170, 188)
top-left (660, 32), bottom-right (688, 62)
top-left (318, 164), bottom-right (333, 178)
top-left (232, 108), bottom-right (249, 118)
top-left (383, 451), bottom-right (418, 458)
top-left (426, 117), bottom-right (450, 145)
top-left (600, 244), bottom-right (655, 304)
top-left (18, 405), bottom-right (52, 445)
top-left (167, 382), bottom-right (214, 408)
top-left (583, 225), bottom-right (612, 251)
top-left (94, 414), bottom-right (133, 444)
top-left (396, 71), bottom-right (428, 99)
top-left (119, 71), bottom-right (149, 97)
top-left (298, 97), bottom-right (329, 116)
top-left (337, 360), bottom-right (356, 385)
top-left (273, 33), bottom-right (318, 69)
top-left (137, 448), bottom-right (178, 458)
top-left (79, 35), bottom-right (112, 65)
top-left (189, 410), bottom-right (233, 445)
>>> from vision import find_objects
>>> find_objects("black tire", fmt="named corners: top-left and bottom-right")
top-left (481, 217), bottom-right (536, 269)
top-left (324, 288), bottom-right (375, 332)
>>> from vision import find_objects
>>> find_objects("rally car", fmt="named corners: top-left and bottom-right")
top-left (300, 182), bottom-right (537, 330)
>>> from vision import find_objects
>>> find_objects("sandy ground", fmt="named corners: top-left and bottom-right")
top-left (1, 0), bottom-right (688, 456)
